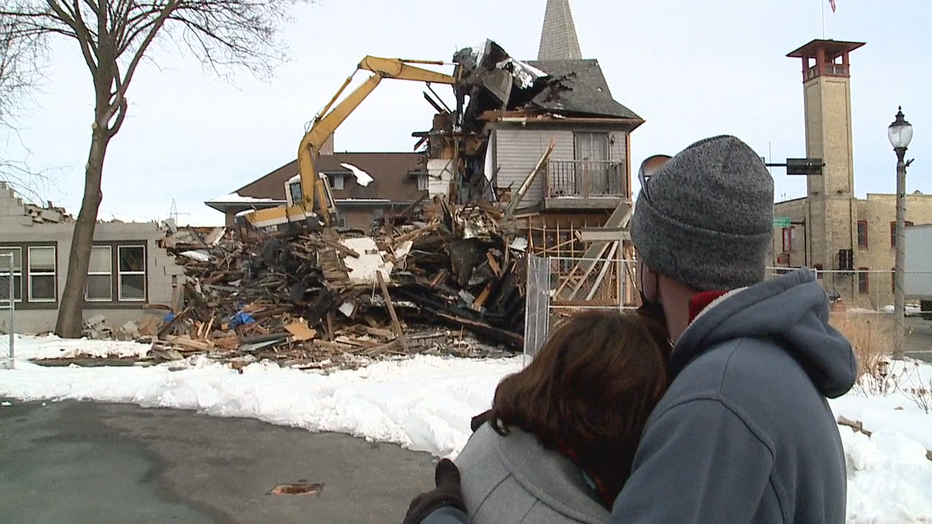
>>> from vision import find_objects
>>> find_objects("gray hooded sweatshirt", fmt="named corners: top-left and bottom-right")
top-left (456, 423), bottom-right (610, 524)
top-left (424, 269), bottom-right (857, 524)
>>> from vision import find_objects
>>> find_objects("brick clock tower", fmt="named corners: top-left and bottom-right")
top-left (787, 39), bottom-right (865, 300)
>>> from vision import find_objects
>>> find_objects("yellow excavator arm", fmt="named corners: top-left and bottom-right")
top-left (240, 57), bottom-right (457, 234)
top-left (297, 57), bottom-right (459, 225)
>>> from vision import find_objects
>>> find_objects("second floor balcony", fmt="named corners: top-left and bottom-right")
top-left (544, 160), bottom-right (627, 210)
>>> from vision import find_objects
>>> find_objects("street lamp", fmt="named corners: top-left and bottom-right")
top-left (889, 106), bottom-right (914, 360)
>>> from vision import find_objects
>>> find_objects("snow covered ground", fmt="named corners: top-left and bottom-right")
top-left (1, 334), bottom-right (931, 523)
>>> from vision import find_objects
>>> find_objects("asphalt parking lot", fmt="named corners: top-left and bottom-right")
top-left (0, 400), bottom-right (435, 524)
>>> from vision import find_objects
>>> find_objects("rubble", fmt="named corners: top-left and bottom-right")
top-left (131, 39), bottom-right (585, 367)
top-left (24, 202), bottom-right (73, 224)
top-left (150, 197), bottom-right (527, 367)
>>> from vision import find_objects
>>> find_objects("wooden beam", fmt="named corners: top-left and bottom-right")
top-left (376, 271), bottom-right (408, 352)
top-left (576, 230), bottom-right (632, 242)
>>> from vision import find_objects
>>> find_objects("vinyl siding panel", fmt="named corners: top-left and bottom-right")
top-left (609, 131), bottom-right (629, 196)
top-left (493, 128), bottom-right (575, 207)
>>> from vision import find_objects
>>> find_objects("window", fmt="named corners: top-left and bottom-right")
top-left (0, 246), bottom-right (22, 302)
top-left (28, 246), bottom-right (56, 302)
top-left (892, 267), bottom-right (896, 294)
top-left (118, 246), bottom-right (146, 301)
top-left (0, 244), bottom-right (58, 306)
top-left (814, 263), bottom-right (824, 280)
top-left (575, 132), bottom-right (612, 195)
top-left (327, 173), bottom-right (345, 190)
top-left (858, 267), bottom-right (869, 294)
top-left (891, 221), bottom-right (914, 247)
top-left (85, 244), bottom-right (148, 302)
top-left (287, 179), bottom-right (302, 205)
top-left (857, 220), bottom-right (868, 248)
top-left (417, 174), bottom-right (429, 191)
top-left (782, 226), bottom-right (798, 252)
top-left (86, 246), bottom-right (112, 301)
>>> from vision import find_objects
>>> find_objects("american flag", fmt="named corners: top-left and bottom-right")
top-left (829, 0), bottom-right (836, 13)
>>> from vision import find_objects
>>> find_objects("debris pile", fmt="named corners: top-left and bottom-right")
top-left (24, 202), bottom-right (72, 224)
top-left (156, 200), bottom-right (527, 366)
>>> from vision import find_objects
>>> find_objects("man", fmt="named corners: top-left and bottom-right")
top-left (403, 135), bottom-right (857, 524)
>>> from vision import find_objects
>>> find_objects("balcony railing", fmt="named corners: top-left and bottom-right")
top-left (545, 160), bottom-right (626, 199)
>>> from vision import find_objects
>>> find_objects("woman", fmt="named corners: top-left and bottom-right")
top-left (455, 310), bottom-right (670, 524)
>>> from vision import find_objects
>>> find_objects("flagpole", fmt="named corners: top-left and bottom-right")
top-left (821, 0), bottom-right (826, 38)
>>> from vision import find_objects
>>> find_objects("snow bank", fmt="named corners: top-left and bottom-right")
top-left (9, 334), bottom-right (152, 360)
top-left (2, 335), bottom-right (932, 522)
top-left (1, 337), bottom-right (520, 458)
top-left (842, 428), bottom-right (932, 523)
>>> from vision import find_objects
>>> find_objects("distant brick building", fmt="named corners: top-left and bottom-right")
top-left (772, 39), bottom-right (932, 308)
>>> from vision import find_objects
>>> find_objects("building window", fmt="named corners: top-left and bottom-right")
top-left (857, 220), bottom-right (868, 248)
top-left (28, 246), bottom-right (56, 302)
top-left (287, 179), bottom-right (302, 205)
top-left (892, 267), bottom-right (896, 295)
top-left (85, 244), bottom-right (148, 302)
top-left (118, 246), bottom-right (146, 301)
top-left (782, 226), bottom-right (798, 252)
top-left (858, 267), bottom-right (869, 294)
top-left (0, 246), bottom-right (23, 302)
top-left (327, 173), bottom-right (345, 190)
top-left (86, 246), bottom-right (113, 301)
top-left (813, 263), bottom-right (824, 280)
top-left (417, 174), bottom-right (429, 191)
top-left (891, 221), bottom-right (914, 248)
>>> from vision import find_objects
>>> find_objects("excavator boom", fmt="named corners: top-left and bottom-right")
top-left (293, 57), bottom-right (458, 225)
top-left (242, 55), bottom-right (458, 234)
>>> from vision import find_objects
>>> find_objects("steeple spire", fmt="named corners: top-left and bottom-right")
top-left (537, 0), bottom-right (583, 61)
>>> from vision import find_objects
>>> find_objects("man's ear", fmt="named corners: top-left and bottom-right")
top-left (639, 261), bottom-right (659, 302)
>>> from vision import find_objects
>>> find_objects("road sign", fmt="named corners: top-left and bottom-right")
top-left (774, 217), bottom-right (791, 228)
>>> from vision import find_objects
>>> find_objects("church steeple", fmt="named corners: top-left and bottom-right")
top-left (537, 0), bottom-right (582, 61)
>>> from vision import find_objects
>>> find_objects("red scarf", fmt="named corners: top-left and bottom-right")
top-left (688, 290), bottom-right (728, 324)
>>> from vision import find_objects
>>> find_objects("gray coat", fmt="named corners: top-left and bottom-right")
top-left (425, 269), bottom-right (857, 524)
top-left (455, 422), bottom-right (610, 524)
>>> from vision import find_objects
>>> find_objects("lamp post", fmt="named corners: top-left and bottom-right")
top-left (889, 106), bottom-right (914, 360)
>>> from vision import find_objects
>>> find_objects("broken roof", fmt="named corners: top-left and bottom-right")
top-left (528, 59), bottom-right (642, 120)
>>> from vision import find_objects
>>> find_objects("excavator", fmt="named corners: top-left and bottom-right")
top-left (236, 56), bottom-right (461, 236)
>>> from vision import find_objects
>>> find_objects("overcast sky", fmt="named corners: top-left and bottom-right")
top-left (1, 0), bottom-right (929, 226)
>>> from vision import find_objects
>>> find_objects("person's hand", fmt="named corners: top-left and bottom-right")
top-left (402, 459), bottom-right (466, 524)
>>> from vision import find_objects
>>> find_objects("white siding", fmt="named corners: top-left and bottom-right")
top-left (493, 128), bottom-right (575, 207)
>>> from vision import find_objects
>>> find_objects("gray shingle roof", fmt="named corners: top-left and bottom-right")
top-left (528, 59), bottom-right (642, 120)
top-left (537, 0), bottom-right (583, 61)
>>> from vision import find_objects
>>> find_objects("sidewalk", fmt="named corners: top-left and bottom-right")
top-left (0, 400), bottom-right (435, 523)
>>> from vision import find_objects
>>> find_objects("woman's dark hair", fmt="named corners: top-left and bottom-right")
top-left (488, 310), bottom-right (670, 504)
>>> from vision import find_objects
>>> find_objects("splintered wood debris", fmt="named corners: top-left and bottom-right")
top-left (148, 198), bottom-right (526, 369)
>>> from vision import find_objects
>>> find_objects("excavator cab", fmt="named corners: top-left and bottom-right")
top-left (234, 174), bottom-right (338, 239)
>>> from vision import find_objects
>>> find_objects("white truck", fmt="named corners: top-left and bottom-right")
top-left (904, 223), bottom-right (932, 316)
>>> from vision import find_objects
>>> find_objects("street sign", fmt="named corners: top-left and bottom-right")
top-left (774, 217), bottom-right (791, 228)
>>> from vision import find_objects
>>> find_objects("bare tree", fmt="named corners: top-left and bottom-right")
top-left (0, 17), bottom-right (32, 126)
top-left (0, 0), bottom-right (306, 337)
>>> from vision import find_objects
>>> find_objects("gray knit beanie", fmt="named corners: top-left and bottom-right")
top-left (630, 135), bottom-right (774, 291)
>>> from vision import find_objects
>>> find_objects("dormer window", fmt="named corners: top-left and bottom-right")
top-left (326, 173), bottom-right (345, 190)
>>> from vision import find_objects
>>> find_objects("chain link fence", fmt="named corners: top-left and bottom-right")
top-left (767, 267), bottom-right (932, 313)
top-left (524, 255), bottom-right (637, 361)
top-left (0, 252), bottom-right (14, 370)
